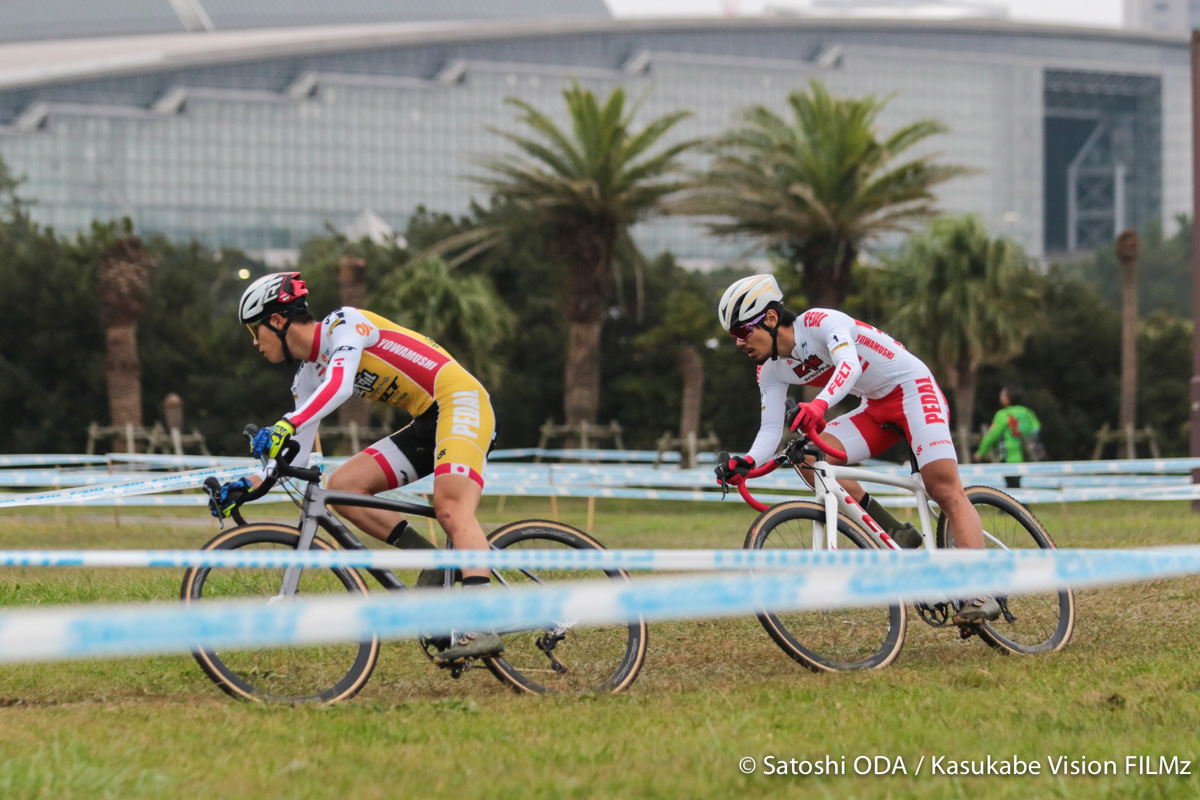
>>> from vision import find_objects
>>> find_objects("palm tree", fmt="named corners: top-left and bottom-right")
top-left (435, 81), bottom-right (697, 428)
top-left (97, 235), bottom-right (154, 451)
top-left (677, 79), bottom-right (967, 309)
top-left (879, 216), bottom-right (1041, 460)
top-left (377, 256), bottom-right (516, 387)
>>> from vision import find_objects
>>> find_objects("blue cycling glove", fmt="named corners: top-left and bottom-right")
top-left (211, 477), bottom-right (253, 519)
top-left (251, 419), bottom-right (296, 460)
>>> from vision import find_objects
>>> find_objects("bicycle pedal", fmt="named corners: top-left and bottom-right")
top-left (431, 650), bottom-right (462, 666)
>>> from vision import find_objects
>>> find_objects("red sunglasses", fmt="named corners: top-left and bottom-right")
top-left (729, 312), bottom-right (766, 341)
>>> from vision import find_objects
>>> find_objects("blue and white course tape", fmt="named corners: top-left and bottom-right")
top-left (0, 545), bottom-right (1192, 662)
top-left (0, 545), bottom-right (1195, 575)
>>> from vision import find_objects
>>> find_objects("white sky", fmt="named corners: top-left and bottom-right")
top-left (603, 0), bottom-right (1124, 29)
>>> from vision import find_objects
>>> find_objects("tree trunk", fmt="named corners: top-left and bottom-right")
top-left (106, 323), bottom-right (143, 451)
top-left (337, 255), bottom-right (371, 434)
top-left (952, 355), bottom-right (977, 464)
top-left (678, 345), bottom-right (704, 469)
top-left (799, 238), bottom-right (858, 309)
top-left (97, 236), bottom-right (153, 454)
top-left (337, 255), bottom-right (368, 307)
top-left (556, 222), bottom-right (615, 437)
top-left (564, 319), bottom-right (603, 430)
top-left (1116, 231), bottom-right (1138, 439)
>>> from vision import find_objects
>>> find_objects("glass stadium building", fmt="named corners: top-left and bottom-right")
top-left (0, 1), bottom-right (1188, 263)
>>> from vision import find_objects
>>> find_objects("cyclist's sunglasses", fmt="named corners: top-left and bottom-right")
top-left (728, 312), bottom-right (767, 342)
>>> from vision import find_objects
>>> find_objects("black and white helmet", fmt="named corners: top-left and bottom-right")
top-left (717, 274), bottom-right (783, 331)
top-left (238, 272), bottom-right (309, 326)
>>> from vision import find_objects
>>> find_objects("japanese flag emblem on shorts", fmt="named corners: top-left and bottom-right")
top-left (434, 461), bottom-right (484, 487)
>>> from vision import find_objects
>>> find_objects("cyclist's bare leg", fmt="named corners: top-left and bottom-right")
top-left (326, 453), bottom-right (402, 543)
top-left (919, 457), bottom-right (983, 548)
top-left (432, 473), bottom-right (489, 581)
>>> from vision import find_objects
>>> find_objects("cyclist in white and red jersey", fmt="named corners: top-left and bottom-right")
top-left (713, 274), bottom-right (999, 627)
top-left (211, 271), bottom-right (503, 662)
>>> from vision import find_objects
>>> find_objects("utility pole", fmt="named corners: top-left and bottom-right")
top-left (1116, 230), bottom-right (1138, 461)
top-left (1189, 32), bottom-right (1200, 510)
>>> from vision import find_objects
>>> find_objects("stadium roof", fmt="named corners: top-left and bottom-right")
top-left (0, 0), bottom-right (612, 44)
top-left (0, 15), bottom-right (1186, 95)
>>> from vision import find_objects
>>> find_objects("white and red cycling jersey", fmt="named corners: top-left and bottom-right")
top-left (745, 308), bottom-right (956, 469)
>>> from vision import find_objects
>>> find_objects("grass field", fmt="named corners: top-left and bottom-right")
top-left (0, 497), bottom-right (1197, 799)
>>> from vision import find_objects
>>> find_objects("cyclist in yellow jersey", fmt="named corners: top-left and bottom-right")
top-left (212, 272), bottom-right (502, 662)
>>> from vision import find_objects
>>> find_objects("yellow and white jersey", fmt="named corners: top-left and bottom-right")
top-left (279, 307), bottom-right (494, 487)
top-left (287, 307), bottom-right (478, 427)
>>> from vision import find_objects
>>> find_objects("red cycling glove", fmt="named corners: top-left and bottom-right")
top-left (714, 452), bottom-right (755, 486)
top-left (787, 399), bottom-right (829, 435)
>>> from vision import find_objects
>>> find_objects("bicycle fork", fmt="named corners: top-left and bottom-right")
top-left (274, 514), bottom-right (321, 602)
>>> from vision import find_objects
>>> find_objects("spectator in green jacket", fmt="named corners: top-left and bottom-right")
top-left (976, 387), bottom-right (1043, 488)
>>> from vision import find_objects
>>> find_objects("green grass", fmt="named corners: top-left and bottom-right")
top-left (0, 499), bottom-right (1197, 799)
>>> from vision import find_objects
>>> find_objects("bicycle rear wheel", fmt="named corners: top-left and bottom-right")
top-left (482, 520), bottom-right (647, 694)
top-left (745, 501), bottom-right (907, 672)
top-left (181, 523), bottom-right (380, 704)
top-left (936, 486), bottom-right (1075, 655)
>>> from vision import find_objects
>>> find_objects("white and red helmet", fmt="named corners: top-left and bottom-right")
top-left (717, 274), bottom-right (783, 332)
top-left (238, 272), bottom-right (309, 326)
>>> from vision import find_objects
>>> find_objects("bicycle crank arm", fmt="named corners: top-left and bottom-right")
top-left (998, 597), bottom-right (1017, 624)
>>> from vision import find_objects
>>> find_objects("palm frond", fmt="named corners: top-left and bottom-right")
top-left (683, 78), bottom-right (965, 269)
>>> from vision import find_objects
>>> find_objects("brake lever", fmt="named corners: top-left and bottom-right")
top-left (242, 423), bottom-right (273, 469)
top-left (202, 476), bottom-right (229, 529)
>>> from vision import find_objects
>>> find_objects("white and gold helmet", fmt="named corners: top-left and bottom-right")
top-left (717, 274), bottom-right (783, 333)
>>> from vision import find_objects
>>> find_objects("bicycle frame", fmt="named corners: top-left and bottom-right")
top-left (737, 435), bottom-right (1007, 553)
top-left (234, 470), bottom-right (537, 608)
top-left (801, 459), bottom-right (937, 552)
top-left (275, 482), bottom-right (437, 598)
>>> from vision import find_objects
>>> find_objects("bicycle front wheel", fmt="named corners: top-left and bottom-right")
top-left (745, 501), bottom-right (907, 672)
top-left (936, 486), bottom-right (1075, 655)
top-left (181, 523), bottom-right (381, 704)
top-left (482, 520), bottom-right (647, 694)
